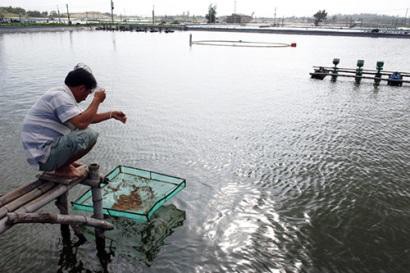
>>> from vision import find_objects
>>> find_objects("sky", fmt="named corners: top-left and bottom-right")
top-left (0, 0), bottom-right (409, 17)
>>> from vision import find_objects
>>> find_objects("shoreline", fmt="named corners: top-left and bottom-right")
top-left (186, 26), bottom-right (410, 39)
top-left (1, 24), bottom-right (410, 39)
top-left (0, 25), bottom-right (91, 33)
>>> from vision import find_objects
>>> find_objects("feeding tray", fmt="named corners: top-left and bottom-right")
top-left (72, 165), bottom-right (186, 222)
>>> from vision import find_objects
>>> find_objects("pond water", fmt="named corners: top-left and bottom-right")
top-left (0, 29), bottom-right (409, 273)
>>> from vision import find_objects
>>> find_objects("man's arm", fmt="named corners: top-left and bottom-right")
top-left (92, 112), bottom-right (111, 124)
top-left (92, 111), bottom-right (127, 124)
top-left (68, 90), bottom-right (105, 129)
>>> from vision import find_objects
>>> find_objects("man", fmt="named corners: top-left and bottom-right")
top-left (21, 64), bottom-right (127, 177)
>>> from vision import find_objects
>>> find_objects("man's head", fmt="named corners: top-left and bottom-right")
top-left (65, 65), bottom-right (97, 102)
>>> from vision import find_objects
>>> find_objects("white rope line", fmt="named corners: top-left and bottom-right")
top-left (191, 40), bottom-right (292, 48)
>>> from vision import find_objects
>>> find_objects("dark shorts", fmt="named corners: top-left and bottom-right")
top-left (39, 128), bottom-right (99, 171)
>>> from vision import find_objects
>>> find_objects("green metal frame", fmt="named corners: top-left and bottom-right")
top-left (72, 165), bottom-right (186, 223)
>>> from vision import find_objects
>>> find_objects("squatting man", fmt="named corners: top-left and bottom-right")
top-left (21, 64), bottom-right (127, 177)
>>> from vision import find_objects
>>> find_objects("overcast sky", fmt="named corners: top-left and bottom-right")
top-left (0, 0), bottom-right (409, 17)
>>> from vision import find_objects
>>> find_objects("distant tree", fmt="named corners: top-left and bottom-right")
top-left (206, 4), bottom-right (217, 24)
top-left (313, 10), bottom-right (327, 26)
top-left (26, 10), bottom-right (43, 17)
top-left (1, 6), bottom-right (25, 15)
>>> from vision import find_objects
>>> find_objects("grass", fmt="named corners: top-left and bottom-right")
top-left (0, 22), bottom-right (95, 27)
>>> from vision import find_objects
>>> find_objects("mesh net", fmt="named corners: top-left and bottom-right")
top-left (72, 166), bottom-right (186, 222)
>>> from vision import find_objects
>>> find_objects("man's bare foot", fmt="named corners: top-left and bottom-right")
top-left (72, 161), bottom-right (86, 168)
top-left (55, 164), bottom-right (87, 178)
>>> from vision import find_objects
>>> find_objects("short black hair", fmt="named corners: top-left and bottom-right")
top-left (64, 67), bottom-right (97, 89)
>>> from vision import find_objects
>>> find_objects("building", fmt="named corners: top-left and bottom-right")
top-left (225, 13), bottom-right (252, 24)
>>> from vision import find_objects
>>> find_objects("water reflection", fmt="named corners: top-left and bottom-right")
top-left (57, 229), bottom-right (108, 273)
top-left (69, 30), bottom-right (73, 49)
top-left (1, 30), bottom-right (410, 273)
top-left (58, 204), bottom-right (185, 271)
top-left (111, 32), bottom-right (117, 52)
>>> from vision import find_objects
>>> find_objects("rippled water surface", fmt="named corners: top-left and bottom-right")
top-left (0, 30), bottom-right (409, 273)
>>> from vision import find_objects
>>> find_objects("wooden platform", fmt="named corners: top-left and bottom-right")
top-left (36, 172), bottom-right (88, 185)
top-left (0, 164), bottom-right (112, 236)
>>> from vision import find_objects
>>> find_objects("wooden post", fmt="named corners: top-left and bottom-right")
top-left (189, 33), bottom-right (192, 47)
top-left (55, 192), bottom-right (70, 238)
top-left (89, 164), bottom-right (105, 250)
top-left (7, 212), bottom-right (113, 230)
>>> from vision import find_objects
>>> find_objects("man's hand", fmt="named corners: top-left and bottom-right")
top-left (111, 111), bottom-right (127, 123)
top-left (94, 89), bottom-right (106, 103)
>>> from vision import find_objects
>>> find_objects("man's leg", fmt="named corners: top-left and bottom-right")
top-left (40, 128), bottom-right (99, 177)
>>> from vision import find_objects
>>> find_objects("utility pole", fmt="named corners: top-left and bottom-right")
top-left (110, 0), bottom-right (114, 24)
top-left (66, 4), bottom-right (71, 25)
top-left (152, 5), bottom-right (155, 24)
top-left (274, 7), bottom-right (277, 26)
top-left (57, 6), bottom-right (61, 23)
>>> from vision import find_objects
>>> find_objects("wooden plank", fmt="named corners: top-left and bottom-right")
top-left (0, 182), bottom-right (56, 219)
top-left (7, 212), bottom-right (113, 230)
top-left (0, 180), bottom-right (44, 207)
top-left (37, 171), bottom-right (88, 185)
top-left (0, 175), bottom-right (84, 234)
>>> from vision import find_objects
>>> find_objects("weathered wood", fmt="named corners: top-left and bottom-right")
top-left (0, 180), bottom-right (43, 207)
top-left (80, 175), bottom-right (104, 188)
top-left (89, 164), bottom-right (106, 245)
top-left (56, 192), bottom-right (70, 236)
top-left (37, 171), bottom-right (88, 185)
top-left (6, 212), bottom-right (113, 230)
top-left (0, 163), bottom-right (114, 243)
top-left (0, 175), bottom-right (85, 234)
top-left (0, 182), bottom-right (56, 220)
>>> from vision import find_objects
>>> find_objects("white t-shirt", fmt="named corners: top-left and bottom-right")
top-left (21, 86), bottom-right (81, 165)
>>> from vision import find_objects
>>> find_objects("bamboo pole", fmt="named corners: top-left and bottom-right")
top-left (0, 182), bottom-right (56, 220)
top-left (89, 165), bottom-right (104, 235)
top-left (0, 164), bottom-right (115, 239)
top-left (55, 192), bottom-right (70, 236)
top-left (80, 175), bottom-right (104, 188)
top-left (89, 164), bottom-right (106, 252)
top-left (7, 212), bottom-right (113, 230)
top-left (0, 175), bottom-right (84, 234)
top-left (0, 180), bottom-right (43, 207)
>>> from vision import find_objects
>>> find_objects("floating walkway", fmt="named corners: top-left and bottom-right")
top-left (310, 58), bottom-right (410, 87)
